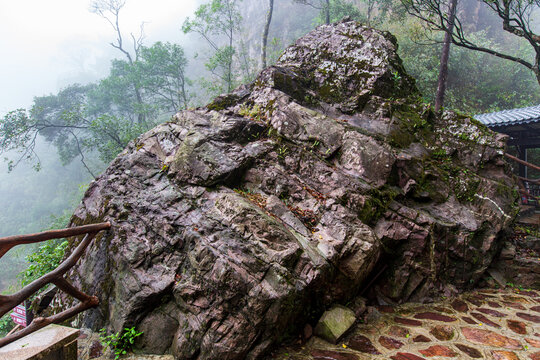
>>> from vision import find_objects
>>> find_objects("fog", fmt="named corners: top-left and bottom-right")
top-left (0, 0), bottom-right (201, 113)
top-left (0, 0), bottom-right (206, 292)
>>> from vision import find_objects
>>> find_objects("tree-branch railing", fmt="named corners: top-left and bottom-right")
top-left (0, 222), bottom-right (110, 348)
top-left (505, 153), bottom-right (540, 200)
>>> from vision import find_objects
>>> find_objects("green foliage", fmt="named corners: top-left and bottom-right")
top-left (386, 17), bottom-right (540, 114)
top-left (0, 41), bottom-right (190, 173)
top-left (183, 0), bottom-right (248, 96)
top-left (315, 0), bottom-right (365, 24)
top-left (0, 314), bottom-right (14, 338)
top-left (18, 239), bottom-right (69, 287)
top-left (99, 327), bottom-right (143, 359)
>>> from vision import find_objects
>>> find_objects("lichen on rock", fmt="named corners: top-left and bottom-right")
top-left (63, 20), bottom-right (518, 359)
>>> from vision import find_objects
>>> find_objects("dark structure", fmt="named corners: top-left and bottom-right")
top-left (476, 104), bottom-right (540, 179)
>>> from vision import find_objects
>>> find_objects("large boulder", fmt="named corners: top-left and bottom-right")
top-left (62, 21), bottom-right (517, 359)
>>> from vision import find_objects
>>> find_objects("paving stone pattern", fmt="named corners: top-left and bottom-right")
top-left (274, 289), bottom-right (540, 359)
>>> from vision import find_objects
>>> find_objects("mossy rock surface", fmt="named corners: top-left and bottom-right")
top-left (64, 21), bottom-right (518, 360)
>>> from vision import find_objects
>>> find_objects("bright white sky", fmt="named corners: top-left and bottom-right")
top-left (0, 0), bottom-right (199, 114)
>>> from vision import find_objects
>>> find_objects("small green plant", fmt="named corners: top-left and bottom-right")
top-left (392, 70), bottom-right (402, 83)
top-left (432, 148), bottom-right (448, 160)
top-left (277, 145), bottom-right (289, 159)
top-left (19, 239), bottom-right (69, 287)
top-left (238, 104), bottom-right (266, 122)
top-left (0, 314), bottom-right (15, 337)
top-left (99, 327), bottom-right (143, 359)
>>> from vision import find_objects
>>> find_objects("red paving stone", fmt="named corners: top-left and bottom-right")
top-left (470, 312), bottom-right (501, 328)
top-left (429, 325), bottom-right (454, 341)
top-left (461, 327), bottom-right (522, 349)
top-left (412, 335), bottom-right (430, 342)
top-left (527, 338), bottom-right (540, 348)
top-left (451, 299), bottom-right (468, 312)
top-left (462, 316), bottom-right (478, 324)
top-left (377, 305), bottom-right (395, 313)
top-left (276, 289), bottom-right (540, 360)
top-left (387, 326), bottom-right (410, 338)
top-left (378, 336), bottom-right (404, 350)
top-left (413, 312), bottom-right (457, 322)
top-left (454, 343), bottom-right (483, 358)
top-left (393, 317), bottom-right (422, 326)
top-left (488, 301), bottom-right (502, 308)
top-left (418, 345), bottom-right (457, 357)
top-left (507, 319), bottom-right (527, 335)
top-left (311, 349), bottom-right (360, 360)
top-left (390, 353), bottom-right (425, 360)
top-left (503, 302), bottom-right (527, 310)
top-left (492, 350), bottom-right (520, 360)
top-left (503, 295), bottom-right (531, 303)
top-left (475, 308), bottom-right (507, 317)
top-left (517, 312), bottom-right (540, 323)
top-left (347, 335), bottom-right (381, 355)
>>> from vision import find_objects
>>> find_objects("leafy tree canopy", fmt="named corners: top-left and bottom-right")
top-left (0, 41), bottom-right (190, 175)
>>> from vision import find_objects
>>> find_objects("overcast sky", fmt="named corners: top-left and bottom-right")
top-left (0, 0), bottom-right (200, 114)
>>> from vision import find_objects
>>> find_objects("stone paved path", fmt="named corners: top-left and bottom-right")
top-left (272, 288), bottom-right (540, 359)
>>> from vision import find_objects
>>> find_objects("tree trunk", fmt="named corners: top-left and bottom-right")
top-left (325, 0), bottom-right (330, 24)
top-left (434, 0), bottom-right (458, 113)
top-left (261, 0), bottom-right (274, 69)
top-left (228, 29), bottom-right (233, 93)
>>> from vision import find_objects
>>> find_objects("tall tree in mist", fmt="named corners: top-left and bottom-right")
top-left (294, 0), bottom-right (331, 24)
top-left (261, 0), bottom-right (275, 68)
top-left (434, 0), bottom-right (458, 112)
top-left (182, 0), bottom-right (243, 95)
top-left (402, 0), bottom-right (540, 87)
top-left (0, 42), bottom-right (190, 175)
top-left (90, 0), bottom-right (148, 126)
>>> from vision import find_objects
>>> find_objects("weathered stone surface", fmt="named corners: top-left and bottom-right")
top-left (314, 305), bottom-right (357, 343)
top-left (461, 327), bottom-right (522, 349)
top-left (455, 343), bottom-right (483, 358)
top-left (531, 351), bottom-right (540, 360)
top-left (418, 345), bottom-right (458, 357)
top-left (63, 20), bottom-right (518, 360)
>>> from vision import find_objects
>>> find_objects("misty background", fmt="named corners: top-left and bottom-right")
top-left (0, 0), bottom-right (539, 294)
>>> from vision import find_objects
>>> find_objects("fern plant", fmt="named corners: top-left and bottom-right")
top-left (99, 327), bottom-right (143, 359)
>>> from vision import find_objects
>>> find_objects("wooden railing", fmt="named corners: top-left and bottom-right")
top-left (0, 222), bottom-right (110, 348)
top-left (504, 153), bottom-right (540, 204)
